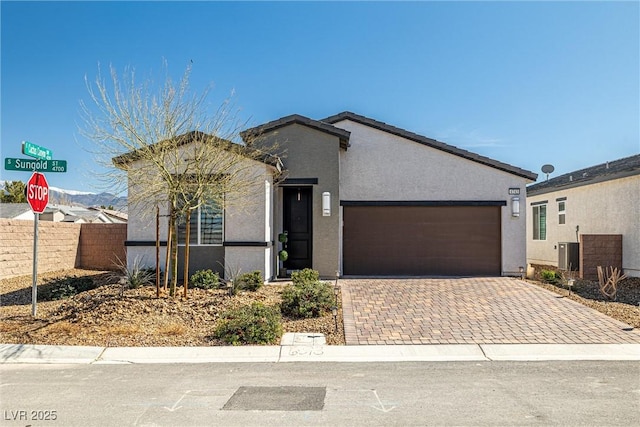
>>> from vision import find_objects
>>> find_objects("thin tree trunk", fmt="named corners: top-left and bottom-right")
top-left (169, 211), bottom-right (179, 297)
top-left (155, 205), bottom-right (160, 298)
top-left (183, 208), bottom-right (192, 298)
top-left (163, 209), bottom-right (173, 293)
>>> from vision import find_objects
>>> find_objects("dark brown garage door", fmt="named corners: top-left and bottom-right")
top-left (343, 205), bottom-right (501, 276)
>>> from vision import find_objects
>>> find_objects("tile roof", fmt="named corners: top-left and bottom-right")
top-left (527, 154), bottom-right (640, 196)
top-left (112, 131), bottom-right (282, 170)
top-left (322, 111), bottom-right (538, 181)
top-left (241, 114), bottom-right (351, 149)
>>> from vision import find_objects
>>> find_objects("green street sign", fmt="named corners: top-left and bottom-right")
top-left (22, 141), bottom-right (53, 161)
top-left (4, 157), bottom-right (67, 173)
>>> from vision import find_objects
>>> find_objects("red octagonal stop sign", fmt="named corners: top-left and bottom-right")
top-left (27, 172), bottom-right (49, 214)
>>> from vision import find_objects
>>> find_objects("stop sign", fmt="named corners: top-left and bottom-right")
top-left (27, 172), bottom-right (49, 213)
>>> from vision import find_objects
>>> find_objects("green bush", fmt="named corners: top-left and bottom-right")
top-left (291, 268), bottom-right (320, 286)
top-left (40, 276), bottom-right (96, 301)
top-left (214, 303), bottom-right (282, 345)
top-left (190, 269), bottom-right (220, 290)
top-left (540, 269), bottom-right (561, 284)
top-left (281, 280), bottom-right (335, 318)
top-left (235, 271), bottom-right (263, 292)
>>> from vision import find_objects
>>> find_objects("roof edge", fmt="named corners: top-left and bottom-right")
top-left (322, 111), bottom-right (538, 181)
top-left (527, 154), bottom-right (640, 196)
top-left (241, 114), bottom-right (351, 149)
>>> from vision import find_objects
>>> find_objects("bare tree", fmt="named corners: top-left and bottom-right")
top-left (80, 62), bottom-right (281, 297)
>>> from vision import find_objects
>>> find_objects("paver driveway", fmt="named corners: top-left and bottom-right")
top-left (340, 277), bottom-right (640, 345)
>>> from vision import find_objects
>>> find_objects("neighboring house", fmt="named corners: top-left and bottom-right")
top-left (0, 203), bottom-right (33, 220)
top-left (0, 203), bottom-right (127, 223)
top-left (526, 154), bottom-right (640, 278)
top-left (124, 111), bottom-right (537, 280)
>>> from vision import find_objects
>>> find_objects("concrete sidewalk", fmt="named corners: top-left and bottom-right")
top-left (2, 338), bottom-right (639, 364)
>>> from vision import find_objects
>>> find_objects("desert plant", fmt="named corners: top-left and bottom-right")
top-left (281, 280), bottom-right (335, 318)
top-left (597, 266), bottom-right (627, 301)
top-left (214, 303), bottom-right (282, 345)
top-left (190, 269), bottom-right (220, 290)
top-left (40, 276), bottom-right (96, 301)
top-left (291, 268), bottom-right (320, 286)
top-left (112, 256), bottom-right (155, 294)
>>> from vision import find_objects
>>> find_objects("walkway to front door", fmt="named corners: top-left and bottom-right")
top-left (340, 278), bottom-right (640, 345)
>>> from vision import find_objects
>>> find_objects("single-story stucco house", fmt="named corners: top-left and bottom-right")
top-left (124, 111), bottom-right (537, 280)
top-left (526, 154), bottom-right (640, 279)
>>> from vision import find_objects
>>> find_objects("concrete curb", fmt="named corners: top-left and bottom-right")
top-left (0, 344), bottom-right (105, 364)
top-left (2, 343), bottom-right (639, 364)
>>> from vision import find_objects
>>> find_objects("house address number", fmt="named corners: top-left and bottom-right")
top-left (508, 188), bottom-right (520, 195)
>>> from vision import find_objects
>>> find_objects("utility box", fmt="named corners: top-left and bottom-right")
top-left (558, 242), bottom-right (579, 271)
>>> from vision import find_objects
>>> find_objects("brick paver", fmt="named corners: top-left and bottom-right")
top-left (340, 278), bottom-right (640, 345)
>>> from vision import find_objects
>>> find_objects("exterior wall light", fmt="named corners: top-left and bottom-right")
top-left (322, 192), bottom-right (331, 216)
top-left (511, 196), bottom-right (520, 217)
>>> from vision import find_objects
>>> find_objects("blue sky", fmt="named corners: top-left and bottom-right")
top-left (1, 1), bottom-right (638, 193)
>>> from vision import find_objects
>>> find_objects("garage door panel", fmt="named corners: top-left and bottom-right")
top-left (343, 206), bottom-right (501, 276)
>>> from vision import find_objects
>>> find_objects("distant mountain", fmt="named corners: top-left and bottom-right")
top-left (0, 180), bottom-right (127, 211)
top-left (48, 189), bottom-right (127, 211)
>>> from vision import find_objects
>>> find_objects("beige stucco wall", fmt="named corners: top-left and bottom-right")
top-left (527, 175), bottom-right (640, 277)
top-left (332, 120), bottom-right (533, 276)
top-left (125, 148), bottom-right (276, 280)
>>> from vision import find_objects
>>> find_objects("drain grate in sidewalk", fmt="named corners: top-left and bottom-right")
top-left (222, 386), bottom-right (326, 411)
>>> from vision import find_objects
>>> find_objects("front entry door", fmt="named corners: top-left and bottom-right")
top-left (283, 187), bottom-right (312, 271)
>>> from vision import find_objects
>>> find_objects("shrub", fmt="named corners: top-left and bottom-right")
top-left (40, 276), bottom-right (96, 301)
top-left (112, 256), bottom-right (154, 291)
top-left (190, 269), bottom-right (220, 290)
top-left (281, 280), bottom-right (334, 318)
top-left (291, 268), bottom-right (320, 286)
top-left (540, 269), bottom-right (561, 284)
top-left (214, 303), bottom-right (282, 345)
top-left (235, 271), bottom-right (263, 292)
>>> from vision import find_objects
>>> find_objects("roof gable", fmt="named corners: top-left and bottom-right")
top-left (527, 154), bottom-right (640, 196)
top-left (322, 111), bottom-right (537, 181)
top-left (112, 131), bottom-right (282, 170)
top-left (241, 114), bottom-right (351, 149)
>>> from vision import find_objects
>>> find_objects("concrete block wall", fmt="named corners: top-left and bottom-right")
top-left (0, 219), bottom-right (81, 280)
top-left (0, 219), bottom-right (127, 280)
top-left (79, 223), bottom-right (127, 270)
top-left (580, 234), bottom-right (623, 280)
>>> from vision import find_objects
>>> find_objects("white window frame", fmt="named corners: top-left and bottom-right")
top-left (533, 204), bottom-right (547, 241)
top-left (558, 200), bottom-right (566, 225)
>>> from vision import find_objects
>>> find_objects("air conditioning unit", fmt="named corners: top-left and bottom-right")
top-left (558, 242), bottom-right (579, 271)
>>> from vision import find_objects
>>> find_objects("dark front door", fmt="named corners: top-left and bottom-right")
top-left (283, 187), bottom-right (312, 271)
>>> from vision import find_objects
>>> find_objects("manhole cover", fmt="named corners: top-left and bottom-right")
top-left (223, 386), bottom-right (326, 411)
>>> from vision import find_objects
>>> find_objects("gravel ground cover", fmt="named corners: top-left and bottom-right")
top-left (0, 269), bottom-right (345, 346)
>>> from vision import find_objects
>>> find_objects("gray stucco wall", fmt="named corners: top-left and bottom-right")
top-left (256, 124), bottom-right (341, 278)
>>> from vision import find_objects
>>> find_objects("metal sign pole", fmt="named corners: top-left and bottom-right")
top-left (32, 212), bottom-right (39, 317)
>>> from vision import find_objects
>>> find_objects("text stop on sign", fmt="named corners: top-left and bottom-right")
top-left (27, 172), bottom-right (49, 214)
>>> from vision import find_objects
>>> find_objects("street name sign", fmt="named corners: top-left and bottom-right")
top-left (26, 172), bottom-right (49, 214)
top-left (4, 157), bottom-right (67, 173)
top-left (22, 141), bottom-right (53, 161)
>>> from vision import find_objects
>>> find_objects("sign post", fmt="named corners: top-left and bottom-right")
top-left (26, 172), bottom-right (49, 317)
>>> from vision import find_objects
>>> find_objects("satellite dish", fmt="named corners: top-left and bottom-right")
top-left (541, 164), bottom-right (555, 181)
